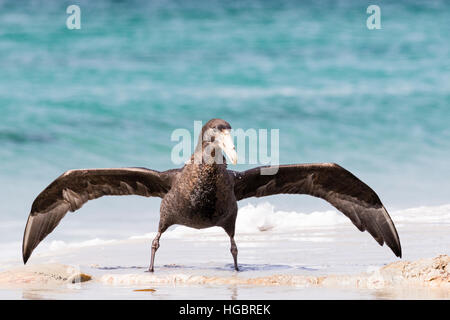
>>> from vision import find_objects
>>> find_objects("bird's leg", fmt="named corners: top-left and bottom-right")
top-left (148, 231), bottom-right (162, 272)
top-left (230, 236), bottom-right (239, 271)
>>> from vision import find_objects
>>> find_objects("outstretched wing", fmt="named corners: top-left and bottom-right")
top-left (231, 163), bottom-right (401, 257)
top-left (23, 167), bottom-right (180, 263)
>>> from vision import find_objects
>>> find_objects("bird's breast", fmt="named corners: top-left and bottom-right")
top-left (161, 164), bottom-right (235, 228)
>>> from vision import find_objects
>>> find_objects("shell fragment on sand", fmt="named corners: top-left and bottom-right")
top-left (133, 288), bottom-right (157, 292)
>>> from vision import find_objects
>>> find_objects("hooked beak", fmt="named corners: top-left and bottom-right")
top-left (218, 130), bottom-right (237, 165)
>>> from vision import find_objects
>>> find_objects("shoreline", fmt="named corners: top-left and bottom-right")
top-left (0, 202), bottom-right (448, 299)
top-left (0, 255), bottom-right (448, 300)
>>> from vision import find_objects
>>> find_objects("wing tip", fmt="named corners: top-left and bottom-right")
top-left (22, 234), bottom-right (31, 265)
top-left (378, 206), bottom-right (402, 259)
top-left (392, 244), bottom-right (402, 258)
top-left (385, 235), bottom-right (402, 258)
top-left (22, 251), bottom-right (30, 265)
top-left (22, 214), bottom-right (34, 265)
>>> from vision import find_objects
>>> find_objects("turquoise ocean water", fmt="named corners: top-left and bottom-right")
top-left (0, 0), bottom-right (449, 254)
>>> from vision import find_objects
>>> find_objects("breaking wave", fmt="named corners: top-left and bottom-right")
top-left (3, 202), bottom-right (449, 261)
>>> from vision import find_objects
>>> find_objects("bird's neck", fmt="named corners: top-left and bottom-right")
top-left (189, 153), bottom-right (227, 169)
top-left (191, 141), bottom-right (227, 167)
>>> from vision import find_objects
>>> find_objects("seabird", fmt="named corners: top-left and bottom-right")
top-left (22, 119), bottom-right (401, 271)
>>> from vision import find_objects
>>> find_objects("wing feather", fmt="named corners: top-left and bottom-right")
top-left (23, 167), bottom-right (180, 263)
top-left (231, 163), bottom-right (401, 257)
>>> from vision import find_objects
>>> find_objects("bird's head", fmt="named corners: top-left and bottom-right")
top-left (195, 119), bottom-right (237, 165)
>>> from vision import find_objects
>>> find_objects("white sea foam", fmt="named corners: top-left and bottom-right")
top-left (236, 202), bottom-right (348, 232)
top-left (35, 202), bottom-right (450, 244)
top-left (130, 202), bottom-right (348, 241)
top-left (390, 204), bottom-right (450, 223)
top-left (48, 238), bottom-right (116, 251)
top-left (2, 202), bottom-right (449, 263)
top-left (120, 202), bottom-right (450, 243)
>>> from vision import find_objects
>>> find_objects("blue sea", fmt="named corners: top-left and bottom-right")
top-left (0, 0), bottom-right (449, 264)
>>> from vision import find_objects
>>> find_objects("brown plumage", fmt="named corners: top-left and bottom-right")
top-left (22, 119), bottom-right (401, 271)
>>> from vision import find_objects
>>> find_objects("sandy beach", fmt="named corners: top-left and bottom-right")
top-left (1, 203), bottom-right (448, 299)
